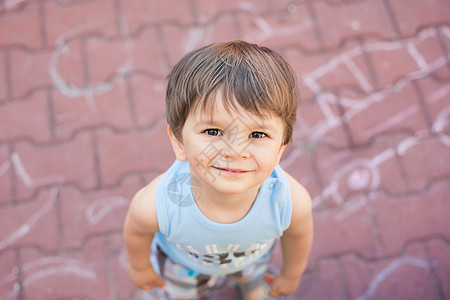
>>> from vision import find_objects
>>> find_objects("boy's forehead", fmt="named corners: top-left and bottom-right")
top-left (193, 101), bottom-right (282, 130)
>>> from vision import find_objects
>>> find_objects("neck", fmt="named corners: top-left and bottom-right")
top-left (191, 175), bottom-right (261, 223)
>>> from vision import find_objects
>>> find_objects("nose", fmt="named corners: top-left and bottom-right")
top-left (219, 138), bottom-right (250, 160)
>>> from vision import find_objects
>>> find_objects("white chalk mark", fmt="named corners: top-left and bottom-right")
top-left (10, 153), bottom-right (33, 187)
top-left (433, 106), bottom-right (450, 133)
top-left (23, 257), bottom-right (96, 287)
top-left (429, 83), bottom-right (450, 103)
top-left (85, 196), bottom-right (128, 225)
top-left (396, 132), bottom-right (428, 156)
top-left (362, 105), bottom-right (419, 139)
top-left (184, 25), bottom-right (208, 54)
top-left (10, 153), bottom-right (65, 188)
top-left (0, 159), bottom-right (11, 179)
top-left (335, 196), bottom-right (368, 222)
top-left (300, 26), bottom-right (450, 218)
top-left (348, 168), bottom-right (372, 190)
top-left (356, 257), bottom-right (428, 300)
top-left (0, 266), bottom-right (20, 300)
top-left (300, 26), bottom-right (450, 144)
top-left (406, 43), bottom-right (428, 71)
top-left (343, 56), bottom-right (373, 93)
top-left (1, 0), bottom-right (26, 10)
top-left (239, 3), bottom-right (312, 45)
top-left (50, 21), bottom-right (117, 111)
top-left (320, 159), bottom-right (380, 207)
top-left (440, 26), bottom-right (450, 40)
top-left (0, 188), bottom-right (58, 251)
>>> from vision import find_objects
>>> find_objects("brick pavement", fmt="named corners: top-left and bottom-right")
top-left (0, 0), bottom-right (449, 299)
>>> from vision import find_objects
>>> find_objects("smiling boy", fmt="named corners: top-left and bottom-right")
top-left (123, 41), bottom-right (313, 299)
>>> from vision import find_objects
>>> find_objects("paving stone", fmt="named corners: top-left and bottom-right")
top-left (426, 239), bottom-right (450, 299)
top-left (12, 133), bottom-right (96, 200)
top-left (130, 27), bottom-right (171, 77)
top-left (314, 138), bottom-right (408, 206)
top-left (372, 181), bottom-right (450, 256)
top-left (281, 146), bottom-right (321, 202)
top-left (294, 96), bottom-right (350, 149)
top-left (9, 49), bottom-right (53, 100)
top-left (85, 31), bottom-right (168, 84)
top-left (0, 250), bottom-right (18, 299)
top-left (0, 2), bottom-right (42, 50)
top-left (0, 90), bottom-right (51, 144)
top-left (51, 37), bottom-right (86, 93)
top-left (310, 203), bottom-right (383, 265)
top-left (44, 0), bottom-right (118, 47)
top-left (59, 176), bottom-right (141, 249)
top-left (128, 74), bottom-right (166, 129)
top-left (340, 243), bottom-right (439, 300)
top-left (313, 0), bottom-right (396, 49)
top-left (343, 82), bottom-right (429, 146)
top-left (399, 136), bottom-right (450, 192)
top-left (389, 0), bottom-right (450, 37)
top-left (20, 237), bottom-right (110, 299)
top-left (1, 0), bottom-right (449, 298)
top-left (415, 76), bottom-right (450, 134)
top-left (96, 123), bottom-right (174, 187)
top-left (0, 51), bottom-right (7, 103)
top-left (52, 79), bottom-right (133, 140)
top-left (238, 5), bottom-right (319, 52)
top-left (0, 188), bottom-right (59, 252)
top-left (194, 0), bottom-right (270, 20)
top-left (108, 233), bottom-right (138, 300)
top-left (285, 40), bottom-right (376, 101)
top-left (367, 39), bottom-right (424, 91)
top-left (159, 15), bottom-right (242, 69)
top-left (0, 144), bottom-right (13, 204)
top-left (291, 258), bottom-right (347, 300)
top-left (118, 0), bottom-right (195, 36)
top-left (414, 27), bottom-right (450, 70)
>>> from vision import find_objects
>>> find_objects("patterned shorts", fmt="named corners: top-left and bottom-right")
top-left (150, 243), bottom-right (274, 300)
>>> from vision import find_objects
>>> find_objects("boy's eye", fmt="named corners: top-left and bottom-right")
top-left (250, 132), bottom-right (267, 139)
top-left (204, 129), bottom-right (222, 136)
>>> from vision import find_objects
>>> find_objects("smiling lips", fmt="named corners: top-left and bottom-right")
top-left (212, 166), bottom-right (251, 174)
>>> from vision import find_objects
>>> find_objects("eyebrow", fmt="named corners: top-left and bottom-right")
top-left (195, 118), bottom-right (278, 133)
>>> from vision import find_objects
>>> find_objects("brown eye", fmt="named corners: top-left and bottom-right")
top-left (204, 129), bottom-right (222, 136)
top-left (250, 132), bottom-right (267, 139)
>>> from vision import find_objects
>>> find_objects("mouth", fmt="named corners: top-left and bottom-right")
top-left (212, 166), bottom-right (251, 174)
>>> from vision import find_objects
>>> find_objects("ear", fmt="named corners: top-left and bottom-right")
top-left (167, 125), bottom-right (187, 161)
top-left (276, 144), bottom-right (287, 163)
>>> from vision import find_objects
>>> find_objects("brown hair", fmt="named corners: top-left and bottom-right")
top-left (166, 40), bottom-right (298, 145)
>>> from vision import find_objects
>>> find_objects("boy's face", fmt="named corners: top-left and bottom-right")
top-left (168, 94), bottom-right (287, 196)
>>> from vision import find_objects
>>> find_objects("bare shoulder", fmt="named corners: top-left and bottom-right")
top-left (125, 173), bottom-right (165, 234)
top-left (283, 170), bottom-right (313, 235)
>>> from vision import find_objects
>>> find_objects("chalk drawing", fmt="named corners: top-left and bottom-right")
top-left (429, 83), bottom-right (450, 103)
top-left (279, 25), bottom-right (450, 218)
top-left (0, 187), bottom-right (57, 251)
top-left (1, 255), bottom-right (97, 300)
top-left (10, 153), bottom-right (65, 188)
top-left (0, 267), bottom-right (20, 300)
top-left (85, 196), bottom-right (128, 225)
top-left (239, 3), bottom-right (313, 46)
top-left (297, 26), bottom-right (450, 144)
top-left (22, 256), bottom-right (96, 286)
top-left (1, 0), bottom-right (26, 11)
top-left (49, 20), bottom-right (134, 114)
top-left (361, 104), bottom-right (419, 140)
top-left (0, 159), bottom-right (11, 179)
top-left (356, 257), bottom-right (428, 300)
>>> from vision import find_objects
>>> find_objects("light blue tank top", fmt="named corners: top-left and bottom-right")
top-left (154, 160), bottom-right (292, 275)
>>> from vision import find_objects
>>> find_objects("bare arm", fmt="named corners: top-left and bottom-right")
top-left (123, 174), bottom-right (167, 290)
top-left (266, 171), bottom-right (314, 297)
